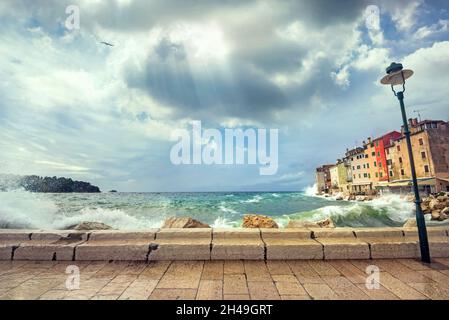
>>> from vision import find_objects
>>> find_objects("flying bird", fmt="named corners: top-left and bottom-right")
top-left (100, 41), bottom-right (114, 47)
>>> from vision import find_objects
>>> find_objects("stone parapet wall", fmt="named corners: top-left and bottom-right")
top-left (0, 227), bottom-right (448, 261)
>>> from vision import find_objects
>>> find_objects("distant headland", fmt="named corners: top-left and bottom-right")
top-left (0, 174), bottom-right (100, 193)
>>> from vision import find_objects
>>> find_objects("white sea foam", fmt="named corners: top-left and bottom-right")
top-left (0, 190), bottom-right (163, 230)
top-left (211, 216), bottom-right (236, 228)
top-left (218, 205), bottom-right (238, 214)
top-left (241, 195), bottom-right (263, 203)
top-left (303, 183), bottom-right (318, 197)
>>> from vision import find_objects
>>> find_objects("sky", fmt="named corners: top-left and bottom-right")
top-left (0, 0), bottom-right (449, 192)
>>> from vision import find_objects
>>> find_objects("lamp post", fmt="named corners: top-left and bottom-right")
top-left (380, 62), bottom-right (431, 263)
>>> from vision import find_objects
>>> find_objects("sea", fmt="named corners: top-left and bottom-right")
top-left (1, 185), bottom-right (434, 230)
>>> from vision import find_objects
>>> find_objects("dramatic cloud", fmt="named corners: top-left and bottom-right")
top-left (0, 0), bottom-right (448, 191)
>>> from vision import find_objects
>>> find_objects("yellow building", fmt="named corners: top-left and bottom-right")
top-left (386, 119), bottom-right (449, 194)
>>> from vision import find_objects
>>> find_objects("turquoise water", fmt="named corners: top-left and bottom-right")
top-left (0, 191), bottom-right (417, 229)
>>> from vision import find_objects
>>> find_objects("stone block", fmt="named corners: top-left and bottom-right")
top-left (88, 230), bottom-right (158, 241)
top-left (13, 232), bottom-right (88, 260)
top-left (366, 238), bottom-right (419, 259)
top-left (76, 230), bottom-right (158, 261)
top-left (212, 229), bottom-right (264, 260)
top-left (311, 228), bottom-right (356, 239)
top-left (403, 227), bottom-right (449, 258)
top-left (353, 228), bottom-right (404, 238)
top-left (149, 229), bottom-right (211, 260)
top-left (316, 238), bottom-right (370, 260)
top-left (76, 241), bottom-right (152, 261)
top-left (261, 229), bottom-right (322, 260)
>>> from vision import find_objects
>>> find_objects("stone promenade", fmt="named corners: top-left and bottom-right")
top-left (1, 259), bottom-right (449, 300)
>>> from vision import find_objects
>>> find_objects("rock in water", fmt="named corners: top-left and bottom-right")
top-left (162, 217), bottom-right (210, 228)
top-left (286, 217), bottom-right (335, 228)
top-left (242, 214), bottom-right (278, 228)
top-left (403, 219), bottom-right (417, 228)
top-left (69, 221), bottom-right (113, 230)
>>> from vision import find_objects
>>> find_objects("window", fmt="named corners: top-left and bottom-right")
top-left (380, 172), bottom-right (383, 178)
top-left (367, 163), bottom-right (370, 169)
top-left (386, 148), bottom-right (390, 155)
top-left (353, 174), bottom-right (356, 179)
top-left (424, 165), bottom-right (429, 173)
top-left (358, 174), bottom-right (361, 178)
top-left (357, 165), bottom-right (361, 170)
top-left (377, 152), bottom-right (380, 157)
top-left (363, 164), bottom-right (366, 169)
top-left (401, 169), bottom-right (405, 176)
top-left (397, 145), bottom-right (401, 152)
top-left (375, 172), bottom-right (378, 178)
top-left (365, 154), bottom-right (369, 159)
top-left (389, 171), bottom-right (393, 177)
top-left (421, 152), bottom-right (426, 159)
top-left (352, 166), bottom-right (355, 170)
top-left (376, 141), bottom-right (379, 147)
top-left (364, 173), bottom-right (367, 178)
top-left (368, 173), bottom-right (371, 178)
top-left (374, 162), bottom-right (377, 167)
top-left (419, 138), bottom-right (423, 145)
top-left (379, 162), bottom-right (382, 168)
top-left (372, 152), bottom-right (375, 156)
top-left (387, 159), bottom-right (392, 166)
top-left (399, 157), bottom-right (402, 163)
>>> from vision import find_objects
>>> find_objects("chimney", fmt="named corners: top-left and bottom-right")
top-left (408, 118), bottom-right (418, 127)
top-left (412, 118), bottom-right (418, 126)
top-left (367, 137), bottom-right (372, 144)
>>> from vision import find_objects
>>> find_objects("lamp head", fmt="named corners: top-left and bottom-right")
top-left (380, 62), bottom-right (414, 86)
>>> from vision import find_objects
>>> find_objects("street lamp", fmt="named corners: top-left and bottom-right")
top-left (380, 62), bottom-right (431, 263)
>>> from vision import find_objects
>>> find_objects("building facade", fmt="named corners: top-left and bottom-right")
top-left (346, 147), bottom-right (373, 194)
top-left (386, 119), bottom-right (449, 193)
top-left (315, 164), bottom-right (334, 194)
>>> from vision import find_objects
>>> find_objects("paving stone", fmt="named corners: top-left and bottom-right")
top-left (224, 260), bottom-right (245, 274)
top-left (274, 280), bottom-right (307, 296)
top-left (139, 261), bottom-right (171, 280)
top-left (322, 275), bottom-right (370, 300)
top-left (266, 261), bottom-right (293, 275)
top-left (223, 294), bottom-right (250, 300)
top-left (149, 288), bottom-right (197, 300)
top-left (118, 278), bottom-right (158, 300)
top-left (355, 283), bottom-right (399, 300)
top-left (247, 281), bottom-right (280, 300)
top-left (223, 274), bottom-right (248, 295)
top-left (201, 261), bottom-right (224, 280)
top-left (196, 280), bottom-right (222, 300)
top-left (303, 283), bottom-right (338, 300)
top-left (212, 229), bottom-right (264, 260)
top-left (157, 261), bottom-right (203, 289)
top-left (373, 260), bottom-right (433, 283)
top-left (149, 229), bottom-right (211, 260)
top-left (378, 271), bottom-right (427, 299)
top-left (408, 282), bottom-right (449, 300)
top-left (308, 261), bottom-right (341, 276)
top-left (280, 294), bottom-right (311, 300)
top-left (262, 229), bottom-right (323, 260)
top-left (287, 260), bottom-right (324, 284)
top-left (328, 260), bottom-right (368, 284)
top-left (244, 261), bottom-right (272, 281)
